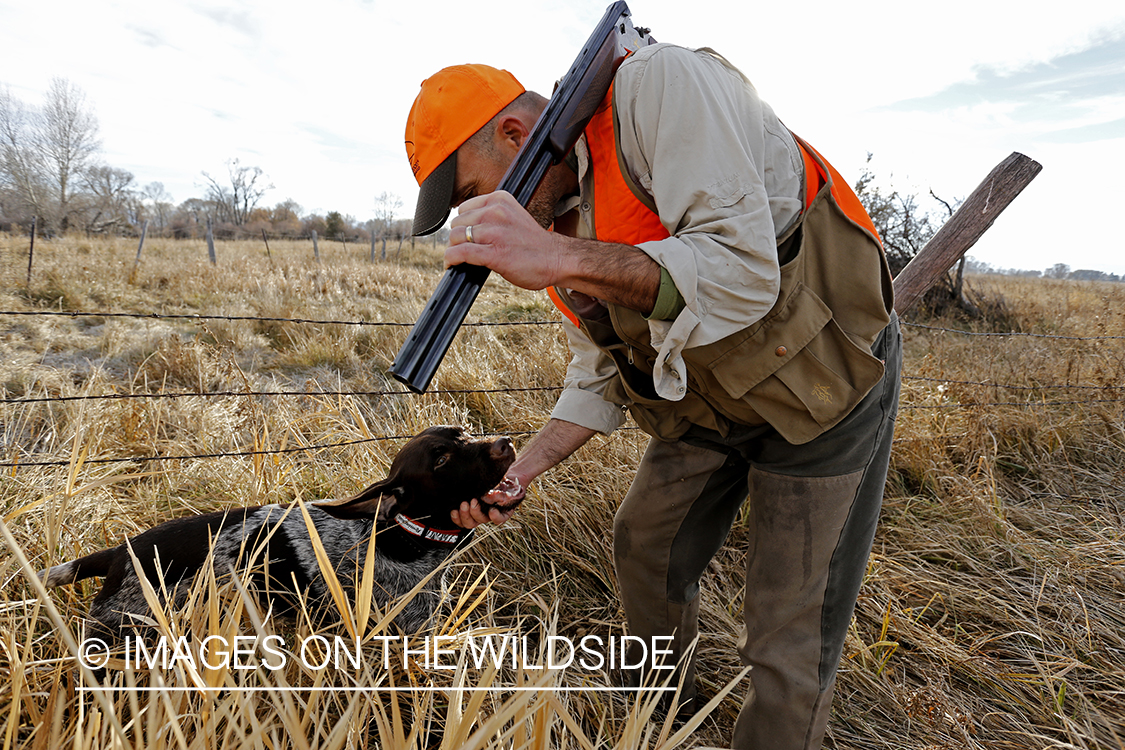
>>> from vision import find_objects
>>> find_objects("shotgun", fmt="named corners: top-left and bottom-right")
top-left (390, 1), bottom-right (654, 392)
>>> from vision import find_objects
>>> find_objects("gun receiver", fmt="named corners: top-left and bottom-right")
top-left (390, 1), bottom-right (654, 392)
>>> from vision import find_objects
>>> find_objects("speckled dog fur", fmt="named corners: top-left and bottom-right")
top-left (39, 426), bottom-right (515, 639)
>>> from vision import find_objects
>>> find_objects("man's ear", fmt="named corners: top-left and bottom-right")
top-left (315, 480), bottom-right (405, 520)
top-left (496, 114), bottom-right (531, 155)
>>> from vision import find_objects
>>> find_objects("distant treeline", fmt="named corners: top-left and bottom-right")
top-left (964, 258), bottom-right (1122, 283)
top-left (1, 78), bottom-right (417, 244)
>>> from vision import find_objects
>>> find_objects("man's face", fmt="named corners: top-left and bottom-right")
top-left (450, 144), bottom-right (509, 213)
top-left (451, 117), bottom-right (574, 229)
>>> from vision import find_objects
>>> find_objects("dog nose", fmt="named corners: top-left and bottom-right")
top-left (490, 436), bottom-right (515, 460)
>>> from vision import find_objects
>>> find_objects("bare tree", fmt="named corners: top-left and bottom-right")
top-left (142, 181), bottom-right (174, 233)
top-left (854, 154), bottom-right (975, 315)
top-left (269, 198), bottom-right (301, 235)
top-left (202, 159), bottom-right (272, 225)
top-left (169, 197), bottom-right (212, 238)
top-left (83, 165), bottom-right (135, 233)
top-left (1045, 263), bottom-right (1071, 280)
top-left (0, 84), bottom-right (46, 224)
top-left (373, 191), bottom-right (402, 259)
top-left (36, 78), bottom-right (101, 232)
top-left (852, 155), bottom-right (943, 276)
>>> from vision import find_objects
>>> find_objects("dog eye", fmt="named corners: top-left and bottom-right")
top-left (434, 455), bottom-right (449, 468)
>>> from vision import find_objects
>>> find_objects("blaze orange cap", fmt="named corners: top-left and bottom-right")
top-left (405, 64), bottom-right (525, 236)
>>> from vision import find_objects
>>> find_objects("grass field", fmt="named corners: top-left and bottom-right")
top-left (1, 233), bottom-right (1123, 749)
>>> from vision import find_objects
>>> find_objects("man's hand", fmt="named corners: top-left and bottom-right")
top-left (450, 472), bottom-right (527, 529)
top-left (447, 190), bottom-right (661, 314)
top-left (448, 191), bottom-right (564, 290)
top-left (448, 419), bottom-right (599, 530)
top-left (450, 498), bottom-right (519, 529)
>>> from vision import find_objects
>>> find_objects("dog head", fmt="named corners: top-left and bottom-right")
top-left (315, 426), bottom-right (515, 523)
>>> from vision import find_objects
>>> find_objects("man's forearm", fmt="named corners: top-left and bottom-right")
top-left (510, 418), bottom-right (598, 486)
top-left (449, 191), bottom-right (661, 314)
top-left (555, 235), bottom-right (660, 315)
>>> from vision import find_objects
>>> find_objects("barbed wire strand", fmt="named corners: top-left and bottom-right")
top-left (1, 430), bottom-right (542, 468)
top-left (901, 376), bottom-right (1124, 392)
top-left (3, 310), bottom-right (1124, 341)
top-left (3, 397), bottom-right (1121, 469)
top-left (1, 386), bottom-right (562, 405)
top-left (902, 398), bottom-right (1124, 410)
top-left (0, 310), bottom-right (559, 328)
top-left (902, 321), bottom-right (1125, 341)
top-left (2, 309), bottom-right (1122, 470)
top-left (4, 376), bottom-right (1121, 406)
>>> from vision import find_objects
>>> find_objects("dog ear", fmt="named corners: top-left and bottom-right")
top-left (314, 479), bottom-right (405, 520)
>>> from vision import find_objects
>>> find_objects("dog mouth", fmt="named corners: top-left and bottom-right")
top-left (481, 474), bottom-right (526, 510)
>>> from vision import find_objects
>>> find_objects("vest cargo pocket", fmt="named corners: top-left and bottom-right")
top-left (747, 317), bottom-right (885, 443)
top-left (705, 283), bottom-right (832, 399)
top-left (701, 285), bottom-right (885, 444)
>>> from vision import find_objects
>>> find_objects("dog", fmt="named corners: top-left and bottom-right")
top-left (38, 426), bottom-right (525, 639)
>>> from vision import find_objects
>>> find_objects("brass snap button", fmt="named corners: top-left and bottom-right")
top-left (775, 345), bottom-right (788, 357)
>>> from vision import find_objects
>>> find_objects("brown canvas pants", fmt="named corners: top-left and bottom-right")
top-left (613, 315), bottom-right (901, 749)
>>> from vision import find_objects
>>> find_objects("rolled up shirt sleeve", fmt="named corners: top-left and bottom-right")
top-left (612, 45), bottom-right (803, 401)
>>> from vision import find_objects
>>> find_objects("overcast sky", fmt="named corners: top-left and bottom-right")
top-left (2, 0), bottom-right (1123, 274)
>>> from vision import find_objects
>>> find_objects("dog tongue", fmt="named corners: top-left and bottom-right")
top-left (484, 475), bottom-right (524, 507)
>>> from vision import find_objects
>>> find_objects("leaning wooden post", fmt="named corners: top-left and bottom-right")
top-left (206, 217), bottom-right (217, 265)
top-left (312, 230), bottom-right (320, 263)
top-left (26, 217), bottom-right (36, 288)
top-left (261, 228), bottom-right (272, 261)
top-left (893, 152), bottom-right (1042, 314)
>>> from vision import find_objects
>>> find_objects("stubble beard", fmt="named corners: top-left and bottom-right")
top-left (526, 167), bottom-right (571, 229)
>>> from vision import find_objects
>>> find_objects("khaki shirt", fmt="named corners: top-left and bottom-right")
top-left (551, 43), bottom-right (805, 434)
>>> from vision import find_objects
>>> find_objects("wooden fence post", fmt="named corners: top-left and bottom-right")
top-left (893, 152), bottom-right (1042, 314)
top-left (128, 220), bottom-right (149, 283)
top-left (134, 220), bottom-right (149, 264)
top-left (370, 231), bottom-right (376, 262)
top-left (261, 228), bottom-right (272, 261)
top-left (312, 230), bottom-right (320, 263)
top-left (206, 217), bottom-right (217, 265)
top-left (26, 217), bottom-right (36, 288)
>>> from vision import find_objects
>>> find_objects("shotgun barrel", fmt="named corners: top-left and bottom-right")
top-left (390, 1), bottom-right (653, 392)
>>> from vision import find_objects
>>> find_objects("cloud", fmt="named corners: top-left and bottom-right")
top-left (126, 24), bottom-right (170, 49)
top-left (880, 33), bottom-right (1125, 144)
top-left (191, 2), bottom-right (261, 42)
top-left (1039, 115), bottom-right (1125, 144)
top-left (298, 123), bottom-right (377, 163)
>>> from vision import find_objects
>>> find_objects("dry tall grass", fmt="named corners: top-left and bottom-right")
top-left (1, 233), bottom-right (1123, 749)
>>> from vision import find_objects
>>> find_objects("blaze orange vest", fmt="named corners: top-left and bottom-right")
top-left (549, 84), bottom-right (894, 444)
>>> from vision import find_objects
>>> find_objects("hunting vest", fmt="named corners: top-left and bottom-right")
top-left (549, 86), bottom-right (895, 445)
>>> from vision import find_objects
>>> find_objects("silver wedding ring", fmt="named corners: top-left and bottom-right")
top-left (465, 224), bottom-right (475, 244)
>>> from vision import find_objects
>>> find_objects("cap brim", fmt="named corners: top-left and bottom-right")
top-left (412, 151), bottom-right (456, 236)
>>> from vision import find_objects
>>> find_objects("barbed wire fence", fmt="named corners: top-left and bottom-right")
top-left (2, 310), bottom-right (1122, 470)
